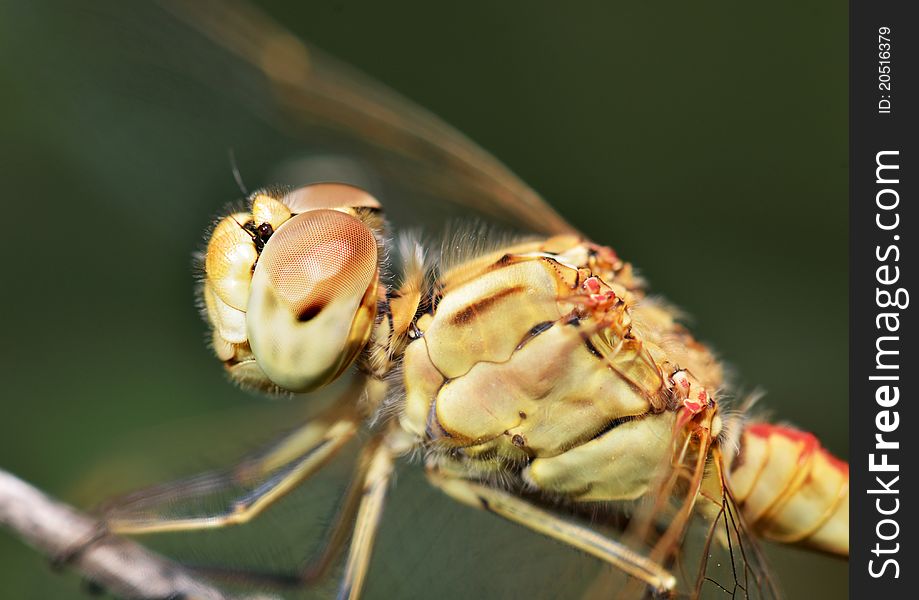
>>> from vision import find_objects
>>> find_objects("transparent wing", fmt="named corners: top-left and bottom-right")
top-left (159, 0), bottom-right (578, 237)
top-left (696, 449), bottom-right (779, 600)
top-left (15, 0), bottom-right (574, 238)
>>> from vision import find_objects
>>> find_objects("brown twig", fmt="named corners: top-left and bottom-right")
top-left (0, 468), bottom-right (270, 600)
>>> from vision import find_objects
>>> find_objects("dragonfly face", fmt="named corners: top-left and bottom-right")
top-left (0, 1), bottom-right (848, 598)
top-left (206, 185), bottom-right (384, 392)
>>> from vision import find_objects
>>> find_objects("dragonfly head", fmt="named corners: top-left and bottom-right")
top-left (204, 183), bottom-right (383, 393)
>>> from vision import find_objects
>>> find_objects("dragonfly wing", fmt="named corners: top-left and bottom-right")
top-left (163, 0), bottom-right (578, 236)
top-left (4, 1), bottom-right (575, 235)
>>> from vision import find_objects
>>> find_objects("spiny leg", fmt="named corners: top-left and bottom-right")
top-left (174, 437), bottom-right (390, 591)
top-left (426, 467), bottom-right (677, 597)
top-left (299, 445), bottom-right (374, 584)
top-left (170, 434), bottom-right (396, 598)
top-left (337, 437), bottom-right (395, 600)
top-left (104, 403), bottom-right (361, 535)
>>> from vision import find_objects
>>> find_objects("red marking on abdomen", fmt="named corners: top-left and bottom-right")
top-left (821, 449), bottom-right (850, 475)
top-left (746, 422), bottom-right (848, 474)
top-left (747, 422), bottom-right (815, 445)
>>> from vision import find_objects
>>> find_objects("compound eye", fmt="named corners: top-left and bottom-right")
top-left (282, 182), bottom-right (381, 213)
top-left (246, 209), bottom-right (379, 392)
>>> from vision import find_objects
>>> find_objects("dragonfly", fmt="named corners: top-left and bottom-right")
top-left (1, 1), bottom-right (848, 598)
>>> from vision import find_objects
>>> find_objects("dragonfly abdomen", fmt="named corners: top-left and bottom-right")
top-left (727, 422), bottom-right (849, 556)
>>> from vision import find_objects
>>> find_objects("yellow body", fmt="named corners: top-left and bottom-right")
top-left (399, 237), bottom-right (684, 500)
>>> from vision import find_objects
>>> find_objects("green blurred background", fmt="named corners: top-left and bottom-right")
top-left (0, 1), bottom-right (846, 598)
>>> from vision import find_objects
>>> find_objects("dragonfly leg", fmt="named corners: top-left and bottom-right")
top-left (336, 437), bottom-right (395, 600)
top-left (296, 442), bottom-right (375, 584)
top-left (425, 466), bottom-right (677, 596)
top-left (161, 437), bottom-right (394, 595)
top-left (158, 435), bottom-right (395, 598)
top-left (103, 407), bottom-right (360, 535)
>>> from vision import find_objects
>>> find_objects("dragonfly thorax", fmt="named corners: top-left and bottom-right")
top-left (395, 235), bottom-right (723, 502)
